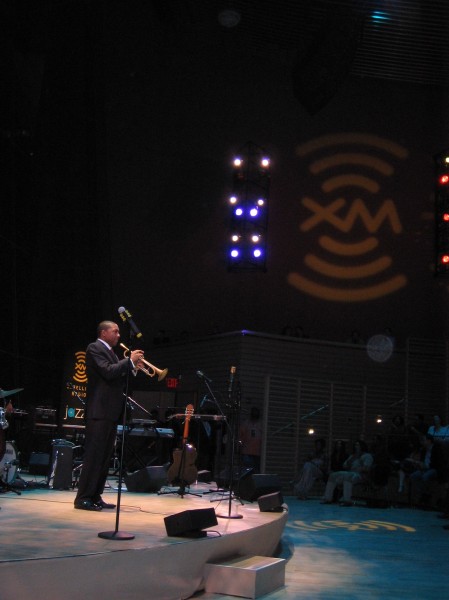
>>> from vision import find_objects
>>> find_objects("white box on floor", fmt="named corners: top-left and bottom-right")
top-left (203, 555), bottom-right (286, 599)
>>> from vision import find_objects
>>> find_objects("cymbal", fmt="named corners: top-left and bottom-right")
top-left (0, 387), bottom-right (24, 399)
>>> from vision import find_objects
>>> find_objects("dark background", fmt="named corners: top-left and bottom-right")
top-left (1, 0), bottom-right (449, 408)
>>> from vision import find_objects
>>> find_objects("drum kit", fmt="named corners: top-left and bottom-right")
top-left (1, 387), bottom-right (25, 493)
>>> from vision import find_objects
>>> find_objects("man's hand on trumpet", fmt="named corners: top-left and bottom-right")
top-left (130, 349), bottom-right (144, 367)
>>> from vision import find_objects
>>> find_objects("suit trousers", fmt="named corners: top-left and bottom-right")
top-left (75, 418), bottom-right (117, 503)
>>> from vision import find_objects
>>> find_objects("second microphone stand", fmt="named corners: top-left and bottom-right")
top-left (201, 372), bottom-right (243, 519)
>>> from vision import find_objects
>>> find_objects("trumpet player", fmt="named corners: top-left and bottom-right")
top-left (74, 320), bottom-right (144, 512)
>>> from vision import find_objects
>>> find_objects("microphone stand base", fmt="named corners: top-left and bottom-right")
top-left (216, 513), bottom-right (243, 519)
top-left (98, 530), bottom-right (135, 540)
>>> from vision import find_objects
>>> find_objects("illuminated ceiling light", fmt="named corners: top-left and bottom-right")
top-left (251, 234), bottom-right (260, 243)
top-left (233, 157), bottom-right (243, 167)
top-left (261, 157), bottom-right (270, 168)
top-left (439, 174), bottom-right (449, 185)
top-left (231, 234), bottom-right (240, 242)
top-left (308, 428), bottom-right (315, 435)
top-left (443, 213), bottom-right (449, 222)
top-left (235, 207), bottom-right (243, 216)
top-left (249, 207), bottom-right (258, 217)
top-left (229, 195), bottom-right (238, 204)
top-left (230, 249), bottom-right (239, 258)
top-left (257, 198), bottom-right (265, 206)
top-left (441, 254), bottom-right (449, 264)
top-left (253, 248), bottom-right (262, 258)
top-left (376, 415), bottom-right (383, 424)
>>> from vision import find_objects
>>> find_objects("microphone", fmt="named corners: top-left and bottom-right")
top-left (228, 365), bottom-right (236, 397)
top-left (199, 395), bottom-right (209, 408)
top-left (196, 370), bottom-right (212, 383)
top-left (118, 306), bottom-right (143, 339)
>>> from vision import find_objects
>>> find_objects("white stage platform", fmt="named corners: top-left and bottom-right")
top-left (0, 481), bottom-right (288, 600)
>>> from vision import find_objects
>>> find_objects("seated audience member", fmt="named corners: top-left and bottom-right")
top-left (407, 413), bottom-right (428, 440)
top-left (409, 433), bottom-right (446, 506)
top-left (388, 415), bottom-right (409, 462)
top-left (330, 439), bottom-right (349, 471)
top-left (369, 434), bottom-right (391, 488)
top-left (427, 415), bottom-right (449, 443)
top-left (321, 440), bottom-right (373, 506)
top-left (293, 437), bottom-right (328, 500)
top-left (397, 438), bottom-right (423, 493)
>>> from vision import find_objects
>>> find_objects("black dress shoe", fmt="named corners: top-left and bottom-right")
top-left (74, 500), bottom-right (102, 511)
top-left (95, 498), bottom-right (116, 509)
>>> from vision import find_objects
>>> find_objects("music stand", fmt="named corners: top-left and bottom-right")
top-left (98, 336), bottom-right (136, 541)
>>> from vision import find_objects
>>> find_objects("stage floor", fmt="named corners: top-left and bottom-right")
top-left (0, 473), bottom-right (287, 600)
top-left (2, 472), bottom-right (449, 600)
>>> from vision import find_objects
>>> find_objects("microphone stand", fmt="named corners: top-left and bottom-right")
top-left (98, 334), bottom-right (136, 541)
top-left (199, 372), bottom-right (243, 520)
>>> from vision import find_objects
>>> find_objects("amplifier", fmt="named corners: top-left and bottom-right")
top-left (35, 406), bottom-right (57, 425)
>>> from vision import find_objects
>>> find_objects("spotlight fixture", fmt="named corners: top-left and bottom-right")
top-left (226, 141), bottom-right (271, 272)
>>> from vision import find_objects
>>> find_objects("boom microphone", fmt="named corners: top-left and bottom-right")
top-left (196, 370), bottom-right (212, 383)
top-left (118, 306), bottom-right (143, 339)
top-left (228, 365), bottom-right (236, 398)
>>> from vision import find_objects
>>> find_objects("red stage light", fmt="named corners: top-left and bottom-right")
top-left (439, 174), bottom-right (449, 185)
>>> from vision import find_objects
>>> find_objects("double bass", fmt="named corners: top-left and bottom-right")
top-left (167, 404), bottom-right (198, 486)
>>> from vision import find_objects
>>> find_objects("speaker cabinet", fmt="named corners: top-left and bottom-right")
top-left (29, 452), bottom-right (50, 475)
top-left (238, 474), bottom-right (282, 502)
top-left (258, 491), bottom-right (284, 512)
top-left (49, 445), bottom-right (73, 489)
top-left (164, 508), bottom-right (218, 538)
top-left (124, 465), bottom-right (167, 492)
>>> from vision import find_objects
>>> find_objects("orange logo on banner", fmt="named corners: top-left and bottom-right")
top-left (73, 351), bottom-right (87, 383)
top-left (288, 133), bottom-right (409, 302)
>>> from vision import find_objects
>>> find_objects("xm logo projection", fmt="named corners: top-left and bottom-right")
top-left (64, 351), bottom-right (87, 422)
top-left (288, 133), bottom-right (409, 302)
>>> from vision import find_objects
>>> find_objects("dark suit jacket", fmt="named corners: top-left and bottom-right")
top-left (85, 339), bottom-right (132, 422)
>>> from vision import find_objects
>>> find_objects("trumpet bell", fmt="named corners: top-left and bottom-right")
top-left (156, 367), bottom-right (168, 382)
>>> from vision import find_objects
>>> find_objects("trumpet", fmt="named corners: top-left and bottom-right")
top-left (120, 343), bottom-right (168, 381)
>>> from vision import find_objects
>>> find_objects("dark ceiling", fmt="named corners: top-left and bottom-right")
top-left (152, 0), bottom-right (449, 87)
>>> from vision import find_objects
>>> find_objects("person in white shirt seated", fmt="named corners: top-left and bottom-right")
top-left (427, 415), bottom-right (449, 443)
top-left (321, 440), bottom-right (373, 507)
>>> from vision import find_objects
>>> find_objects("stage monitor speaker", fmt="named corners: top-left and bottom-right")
top-left (29, 452), bottom-right (50, 476)
top-left (238, 473), bottom-right (282, 502)
top-left (258, 491), bottom-right (284, 512)
top-left (124, 465), bottom-right (167, 492)
top-left (164, 508), bottom-right (218, 538)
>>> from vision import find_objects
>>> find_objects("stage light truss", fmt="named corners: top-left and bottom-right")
top-left (434, 149), bottom-right (449, 276)
top-left (227, 141), bottom-right (271, 272)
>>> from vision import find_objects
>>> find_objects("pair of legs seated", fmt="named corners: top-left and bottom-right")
top-left (321, 470), bottom-right (363, 506)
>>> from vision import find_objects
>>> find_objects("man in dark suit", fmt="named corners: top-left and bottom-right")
top-left (74, 321), bottom-right (143, 511)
